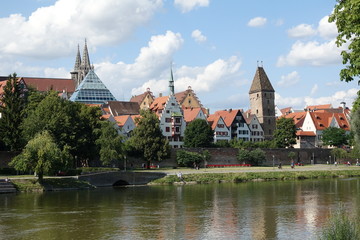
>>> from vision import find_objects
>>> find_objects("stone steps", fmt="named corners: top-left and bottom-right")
top-left (0, 179), bottom-right (17, 193)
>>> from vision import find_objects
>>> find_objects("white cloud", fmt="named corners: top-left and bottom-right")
top-left (277, 40), bottom-right (343, 67)
top-left (318, 16), bottom-right (338, 40)
top-left (132, 56), bottom-right (242, 97)
top-left (0, 0), bottom-right (163, 58)
top-left (275, 88), bottom-right (358, 110)
top-left (247, 17), bottom-right (267, 27)
top-left (278, 71), bottom-right (300, 87)
top-left (310, 84), bottom-right (318, 95)
top-left (288, 24), bottom-right (316, 38)
top-left (191, 29), bottom-right (207, 43)
top-left (174, 0), bottom-right (209, 13)
top-left (94, 31), bottom-right (183, 99)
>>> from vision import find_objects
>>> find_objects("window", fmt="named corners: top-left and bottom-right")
top-left (166, 110), bottom-right (170, 114)
top-left (175, 118), bottom-right (181, 123)
top-left (256, 109), bottom-right (259, 114)
top-left (175, 127), bottom-right (180, 132)
top-left (166, 127), bottom-right (170, 132)
top-left (165, 118), bottom-right (171, 122)
top-left (188, 100), bottom-right (191, 104)
top-left (268, 119), bottom-right (271, 124)
top-left (217, 124), bottom-right (224, 128)
top-left (171, 103), bottom-right (175, 106)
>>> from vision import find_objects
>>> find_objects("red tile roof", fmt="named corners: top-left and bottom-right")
top-left (296, 131), bottom-right (316, 136)
top-left (213, 109), bottom-right (242, 128)
top-left (280, 107), bottom-right (293, 115)
top-left (130, 89), bottom-right (154, 105)
top-left (283, 112), bottom-right (306, 128)
top-left (149, 96), bottom-right (169, 112)
top-left (207, 114), bottom-right (222, 130)
top-left (306, 104), bottom-right (332, 110)
top-left (21, 77), bottom-right (75, 93)
top-left (183, 108), bottom-right (202, 123)
top-left (114, 115), bottom-right (131, 127)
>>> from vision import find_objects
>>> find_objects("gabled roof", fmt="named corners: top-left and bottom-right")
top-left (280, 107), bottom-right (293, 116)
top-left (283, 112), bottom-right (306, 128)
top-left (130, 88), bottom-right (154, 105)
top-left (114, 115), bottom-right (131, 127)
top-left (243, 111), bottom-right (257, 125)
top-left (183, 107), bottom-right (203, 123)
top-left (333, 113), bottom-right (350, 131)
top-left (306, 104), bottom-right (332, 111)
top-left (213, 109), bottom-right (242, 128)
top-left (207, 114), bottom-right (223, 130)
top-left (131, 115), bottom-right (141, 126)
top-left (21, 77), bottom-right (75, 93)
top-left (249, 66), bottom-right (274, 94)
top-left (105, 101), bottom-right (140, 116)
top-left (149, 96), bottom-right (169, 112)
top-left (308, 112), bottom-right (350, 131)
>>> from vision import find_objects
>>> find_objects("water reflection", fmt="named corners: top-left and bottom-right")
top-left (0, 178), bottom-right (359, 240)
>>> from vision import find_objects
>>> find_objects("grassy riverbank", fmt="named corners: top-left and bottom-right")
top-left (149, 169), bottom-right (360, 184)
top-left (11, 178), bottom-right (95, 192)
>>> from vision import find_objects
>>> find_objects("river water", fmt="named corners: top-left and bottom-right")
top-left (0, 178), bottom-right (359, 240)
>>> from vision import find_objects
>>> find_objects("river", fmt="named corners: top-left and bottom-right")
top-left (0, 178), bottom-right (359, 240)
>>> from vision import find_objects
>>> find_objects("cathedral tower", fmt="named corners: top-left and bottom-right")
top-left (249, 65), bottom-right (276, 139)
top-left (70, 40), bottom-right (94, 87)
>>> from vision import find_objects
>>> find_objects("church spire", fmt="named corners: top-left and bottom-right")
top-left (82, 39), bottom-right (91, 71)
top-left (73, 44), bottom-right (81, 71)
top-left (169, 66), bottom-right (175, 95)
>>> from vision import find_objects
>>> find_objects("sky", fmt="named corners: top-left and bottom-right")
top-left (0, 0), bottom-right (359, 112)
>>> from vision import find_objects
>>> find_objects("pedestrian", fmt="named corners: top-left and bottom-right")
top-left (177, 172), bottom-right (185, 183)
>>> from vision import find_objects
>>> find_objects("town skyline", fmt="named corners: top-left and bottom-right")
top-left (0, 0), bottom-right (358, 112)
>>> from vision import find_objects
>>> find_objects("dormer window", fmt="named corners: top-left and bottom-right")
top-left (340, 117), bottom-right (344, 120)
top-left (319, 123), bottom-right (324, 127)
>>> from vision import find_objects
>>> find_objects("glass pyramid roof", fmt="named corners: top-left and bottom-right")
top-left (70, 70), bottom-right (116, 104)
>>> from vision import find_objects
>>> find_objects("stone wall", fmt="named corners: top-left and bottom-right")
top-left (0, 151), bottom-right (19, 168)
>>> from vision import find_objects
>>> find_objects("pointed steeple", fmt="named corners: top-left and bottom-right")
top-left (169, 67), bottom-right (175, 95)
top-left (73, 44), bottom-right (81, 71)
top-left (82, 39), bottom-right (91, 71)
top-left (249, 66), bottom-right (274, 94)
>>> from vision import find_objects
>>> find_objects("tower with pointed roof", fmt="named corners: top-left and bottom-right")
top-left (169, 68), bottom-right (175, 95)
top-left (249, 65), bottom-right (276, 139)
top-left (70, 40), bottom-right (94, 87)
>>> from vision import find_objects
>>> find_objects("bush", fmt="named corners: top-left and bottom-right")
top-left (176, 150), bottom-right (202, 167)
top-left (237, 148), bottom-right (265, 166)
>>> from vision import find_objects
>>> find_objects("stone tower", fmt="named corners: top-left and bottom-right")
top-left (70, 40), bottom-right (94, 87)
top-left (249, 65), bottom-right (276, 139)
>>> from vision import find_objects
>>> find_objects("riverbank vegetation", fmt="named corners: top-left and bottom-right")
top-left (150, 169), bottom-right (360, 185)
top-left (11, 178), bottom-right (94, 192)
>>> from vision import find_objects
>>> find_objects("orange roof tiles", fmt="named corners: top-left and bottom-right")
top-left (213, 109), bottom-right (242, 128)
top-left (296, 131), bottom-right (316, 136)
top-left (283, 112), bottom-right (306, 128)
top-left (149, 96), bottom-right (169, 111)
top-left (207, 114), bottom-right (222, 130)
top-left (306, 104), bottom-right (332, 110)
top-left (114, 115), bottom-right (131, 127)
top-left (183, 108), bottom-right (202, 123)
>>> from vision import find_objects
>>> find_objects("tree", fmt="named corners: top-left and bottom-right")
top-left (0, 73), bottom-right (26, 151)
top-left (352, 107), bottom-right (360, 150)
top-left (176, 150), bottom-right (202, 167)
top-left (184, 119), bottom-right (213, 147)
top-left (237, 148), bottom-right (265, 166)
top-left (95, 121), bottom-right (124, 166)
top-left (322, 127), bottom-right (348, 147)
top-left (273, 117), bottom-right (297, 148)
top-left (129, 110), bottom-right (169, 167)
top-left (288, 151), bottom-right (296, 161)
top-left (9, 131), bottom-right (71, 182)
top-left (329, 1), bottom-right (360, 84)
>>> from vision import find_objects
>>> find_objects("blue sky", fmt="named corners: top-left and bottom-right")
top-left (0, 0), bottom-right (358, 112)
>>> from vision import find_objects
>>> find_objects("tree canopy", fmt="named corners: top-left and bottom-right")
top-left (0, 73), bottom-right (26, 151)
top-left (273, 117), bottom-right (297, 148)
top-left (184, 119), bottom-right (213, 147)
top-left (129, 110), bottom-right (169, 166)
top-left (329, 0), bottom-right (360, 84)
top-left (9, 131), bottom-right (71, 181)
top-left (322, 127), bottom-right (348, 147)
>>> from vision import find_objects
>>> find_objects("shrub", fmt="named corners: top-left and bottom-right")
top-left (176, 150), bottom-right (202, 167)
top-left (237, 148), bottom-right (265, 166)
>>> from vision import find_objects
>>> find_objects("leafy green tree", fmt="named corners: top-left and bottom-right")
top-left (184, 119), bottom-right (213, 147)
top-left (129, 110), bottom-right (169, 167)
top-left (329, 1), bottom-right (360, 84)
top-left (322, 127), bottom-right (348, 147)
top-left (176, 150), bottom-right (202, 167)
top-left (9, 131), bottom-right (71, 181)
top-left (0, 73), bottom-right (26, 150)
top-left (273, 117), bottom-right (297, 148)
top-left (237, 148), bottom-right (265, 166)
top-left (95, 121), bottom-right (124, 166)
top-left (331, 148), bottom-right (348, 163)
top-left (21, 92), bottom-right (103, 167)
top-left (288, 151), bottom-right (296, 161)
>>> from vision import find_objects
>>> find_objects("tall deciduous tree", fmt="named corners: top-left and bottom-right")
top-left (329, 0), bottom-right (360, 84)
top-left (95, 121), bottom-right (124, 166)
top-left (0, 73), bottom-right (26, 151)
top-left (184, 119), bottom-right (213, 147)
top-left (322, 127), bottom-right (348, 147)
top-left (9, 131), bottom-right (71, 182)
top-left (129, 110), bottom-right (169, 167)
top-left (273, 117), bottom-right (297, 148)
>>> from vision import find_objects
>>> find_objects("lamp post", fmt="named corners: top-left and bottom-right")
top-left (124, 156), bottom-right (127, 172)
top-left (329, 155), bottom-right (331, 165)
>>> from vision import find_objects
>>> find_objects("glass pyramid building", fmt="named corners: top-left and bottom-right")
top-left (70, 70), bottom-right (116, 104)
